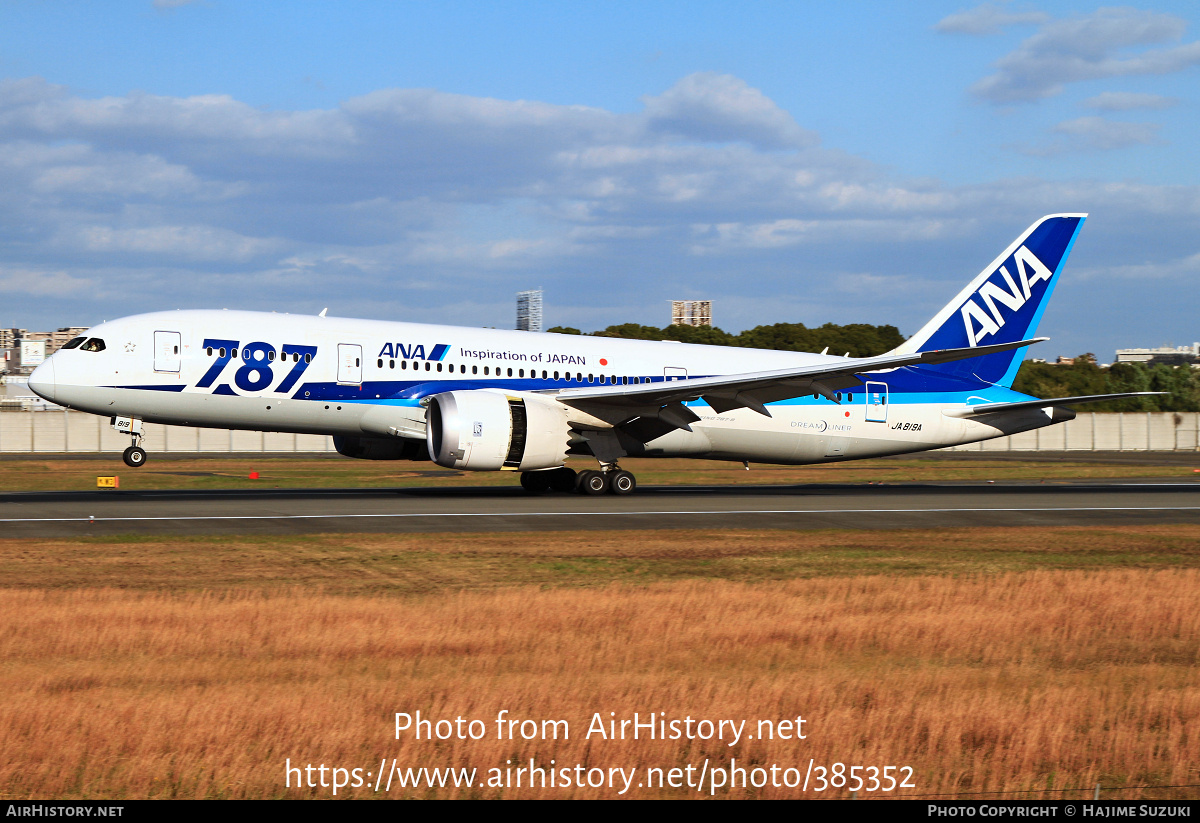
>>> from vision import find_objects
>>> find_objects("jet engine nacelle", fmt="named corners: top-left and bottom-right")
top-left (334, 435), bottom-right (429, 461)
top-left (426, 390), bottom-right (571, 471)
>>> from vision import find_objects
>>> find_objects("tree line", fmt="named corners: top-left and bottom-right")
top-left (546, 324), bottom-right (1200, 412)
top-left (1012, 356), bottom-right (1200, 412)
top-left (547, 321), bottom-right (906, 358)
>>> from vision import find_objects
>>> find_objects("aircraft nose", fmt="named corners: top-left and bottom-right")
top-left (27, 359), bottom-right (56, 402)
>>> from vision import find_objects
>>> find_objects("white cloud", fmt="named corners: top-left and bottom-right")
top-left (935, 4), bottom-right (1049, 36)
top-left (1018, 116), bottom-right (1163, 154)
top-left (1083, 91), bottom-right (1178, 111)
top-left (77, 225), bottom-right (282, 262)
top-left (640, 72), bottom-right (817, 149)
top-left (969, 9), bottom-right (1200, 103)
top-left (0, 266), bottom-right (98, 298)
top-left (1078, 250), bottom-right (1200, 281)
top-left (0, 71), bottom-right (1196, 359)
top-left (688, 217), bottom-right (958, 255)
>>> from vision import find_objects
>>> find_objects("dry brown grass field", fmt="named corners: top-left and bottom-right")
top-left (2, 526), bottom-right (1200, 799)
top-left (1, 453), bottom-right (1197, 493)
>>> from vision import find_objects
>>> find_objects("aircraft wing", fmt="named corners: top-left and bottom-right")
top-left (552, 337), bottom-right (1046, 435)
top-left (941, 392), bottom-right (1168, 418)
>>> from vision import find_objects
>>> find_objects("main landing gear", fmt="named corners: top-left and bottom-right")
top-left (519, 465), bottom-right (637, 496)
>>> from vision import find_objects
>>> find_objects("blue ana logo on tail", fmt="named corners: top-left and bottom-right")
top-left (906, 214), bottom-right (1085, 388)
top-left (960, 245), bottom-right (1055, 346)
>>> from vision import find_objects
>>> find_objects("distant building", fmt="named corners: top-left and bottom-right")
top-left (1115, 343), bottom-right (1199, 365)
top-left (516, 289), bottom-right (544, 332)
top-left (0, 326), bottom-right (88, 374)
top-left (670, 300), bottom-right (712, 327)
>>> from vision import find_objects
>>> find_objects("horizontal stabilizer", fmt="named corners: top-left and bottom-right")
top-left (942, 392), bottom-right (1167, 419)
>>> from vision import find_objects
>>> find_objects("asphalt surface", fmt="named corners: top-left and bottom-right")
top-left (2, 479), bottom-right (1199, 536)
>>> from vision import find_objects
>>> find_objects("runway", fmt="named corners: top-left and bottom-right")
top-left (2, 479), bottom-right (1199, 536)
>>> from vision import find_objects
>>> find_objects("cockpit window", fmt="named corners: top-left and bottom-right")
top-left (61, 336), bottom-right (86, 350)
top-left (80, 338), bottom-right (106, 352)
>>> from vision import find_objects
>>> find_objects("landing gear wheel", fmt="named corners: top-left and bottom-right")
top-left (550, 467), bottom-right (578, 493)
top-left (577, 470), bottom-right (608, 495)
top-left (122, 446), bottom-right (147, 468)
top-left (520, 471), bottom-right (552, 495)
top-left (608, 470), bottom-right (636, 495)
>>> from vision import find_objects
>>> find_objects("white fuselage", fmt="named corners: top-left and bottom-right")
top-left (29, 309), bottom-right (1057, 466)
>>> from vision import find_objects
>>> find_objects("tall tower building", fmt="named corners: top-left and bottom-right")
top-left (516, 289), bottom-right (544, 332)
top-left (670, 300), bottom-right (712, 327)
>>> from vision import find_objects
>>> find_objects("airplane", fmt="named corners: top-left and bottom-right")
top-left (26, 213), bottom-right (1159, 495)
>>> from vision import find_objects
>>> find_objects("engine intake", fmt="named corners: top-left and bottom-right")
top-left (426, 390), bottom-right (570, 471)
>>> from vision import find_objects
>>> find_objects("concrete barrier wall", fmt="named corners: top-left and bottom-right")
top-left (0, 410), bottom-right (335, 454)
top-left (0, 410), bottom-right (1196, 454)
top-left (945, 411), bottom-right (1198, 451)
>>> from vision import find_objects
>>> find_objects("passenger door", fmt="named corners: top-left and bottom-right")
top-left (154, 331), bottom-right (181, 373)
top-left (337, 343), bottom-right (363, 385)
top-left (865, 381), bottom-right (888, 423)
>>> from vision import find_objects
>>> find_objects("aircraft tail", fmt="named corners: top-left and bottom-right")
top-left (890, 214), bottom-right (1086, 388)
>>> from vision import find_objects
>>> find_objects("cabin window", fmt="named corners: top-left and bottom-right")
top-left (389, 359), bottom-right (395, 369)
top-left (267, 350), bottom-right (275, 361)
top-left (206, 346), bottom-right (213, 356)
top-left (519, 369), bottom-right (525, 377)
top-left (542, 370), bottom-right (547, 379)
top-left (553, 371), bottom-right (559, 379)
top-left (437, 363), bottom-right (442, 372)
top-left (835, 392), bottom-right (840, 402)
top-left (377, 358), bottom-right (383, 368)
top-left (507, 368), bottom-right (513, 377)
top-left (304, 353), bottom-right (311, 364)
top-left (588, 374), bottom-right (594, 383)
top-left (425, 362), bottom-right (431, 371)
top-left (62, 337), bottom-right (86, 350)
top-left (81, 338), bottom-right (106, 352)
top-left (484, 366), bottom-right (490, 375)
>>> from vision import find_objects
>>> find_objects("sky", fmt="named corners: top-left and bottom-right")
top-left (0, 1), bottom-right (1197, 361)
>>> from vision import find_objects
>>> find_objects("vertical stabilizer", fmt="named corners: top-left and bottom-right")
top-left (891, 214), bottom-right (1086, 387)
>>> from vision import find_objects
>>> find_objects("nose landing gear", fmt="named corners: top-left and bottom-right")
top-left (113, 416), bottom-right (147, 467)
top-left (122, 442), bottom-right (147, 468)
